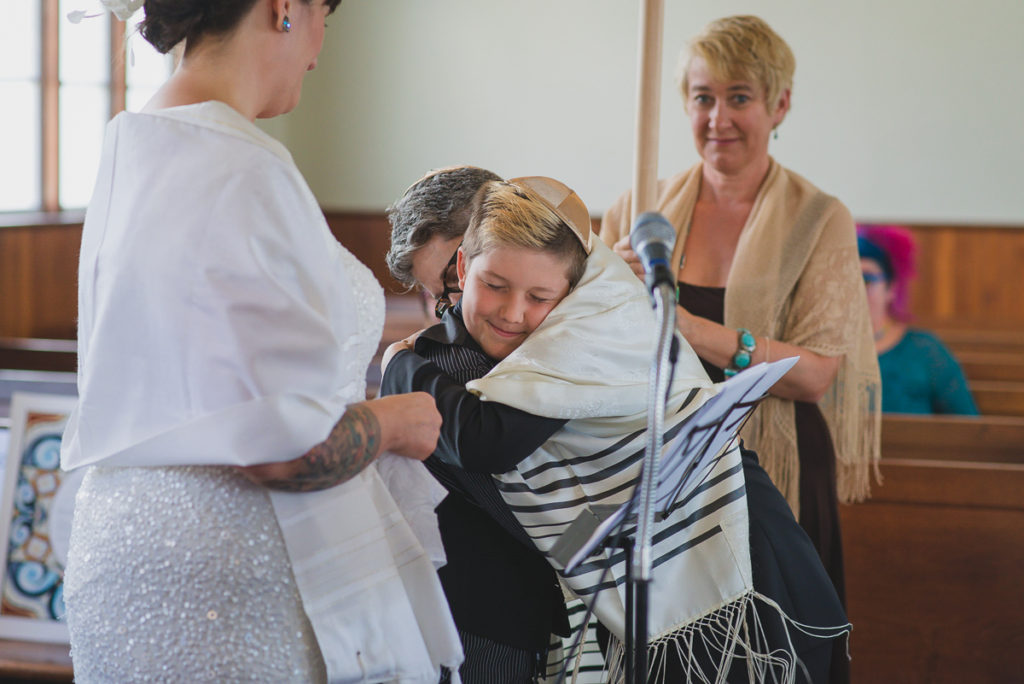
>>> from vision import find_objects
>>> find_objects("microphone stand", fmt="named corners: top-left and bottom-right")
top-left (630, 278), bottom-right (676, 684)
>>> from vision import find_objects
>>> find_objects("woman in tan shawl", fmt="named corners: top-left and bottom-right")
top-left (600, 17), bottom-right (880, 680)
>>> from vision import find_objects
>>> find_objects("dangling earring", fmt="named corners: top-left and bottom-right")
top-left (773, 128), bottom-right (779, 140)
top-left (282, 16), bottom-right (291, 32)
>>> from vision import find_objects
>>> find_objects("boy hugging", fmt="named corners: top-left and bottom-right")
top-left (382, 176), bottom-right (847, 684)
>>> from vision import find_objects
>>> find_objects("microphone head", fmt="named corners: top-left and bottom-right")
top-left (630, 212), bottom-right (676, 267)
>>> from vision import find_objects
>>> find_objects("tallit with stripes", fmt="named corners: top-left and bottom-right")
top-left (468, 239), bottom-right (757, 671)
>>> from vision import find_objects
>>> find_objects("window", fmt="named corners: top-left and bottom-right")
top-left (0, 1), bottom-right (173, 213)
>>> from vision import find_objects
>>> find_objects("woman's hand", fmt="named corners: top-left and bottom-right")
top-left (240, 393), bottom-right (441, 491)
top-left (368, 391), bottom-right (441, 461)
top-left (612, 235), bottom-right (645, 279)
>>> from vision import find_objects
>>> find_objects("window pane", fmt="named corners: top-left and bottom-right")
top-left (0, 5), bottom-right (40, 80)
top-left (0, 83), bottom-right (41, 212)
top-left (126, 33), bottom-right (173, 112)
top-left (59, 85), bottom-right (107, 209)
top-left (59, 0), bottom-right (110, 86)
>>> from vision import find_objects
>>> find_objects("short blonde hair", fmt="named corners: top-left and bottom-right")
top-left (463, 181), bottom-right (588, 290)
top-left (678, 15), bottom-right (795, 113)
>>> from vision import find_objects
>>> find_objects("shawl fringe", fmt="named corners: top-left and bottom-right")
top-left (601, 591), bottom-right (850, 684)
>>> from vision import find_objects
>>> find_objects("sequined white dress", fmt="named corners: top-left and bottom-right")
top-left (66, 466), bottom-right (327, 682)
top-left (61, 101), bottom-right (462, 682)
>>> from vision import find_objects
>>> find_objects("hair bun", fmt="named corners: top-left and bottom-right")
top-left (140, 1), bottom-right (263, 55)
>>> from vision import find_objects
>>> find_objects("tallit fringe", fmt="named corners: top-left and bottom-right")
top-left (602, 591), bottom-right (850, 684)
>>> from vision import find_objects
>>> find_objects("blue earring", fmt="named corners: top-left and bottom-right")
top-left (282, 16), bottom-right (291, 32)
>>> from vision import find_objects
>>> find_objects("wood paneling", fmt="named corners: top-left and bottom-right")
top-left (0, 223), bottom-right (81, 339)
top-left (323, 211), bottom-right (406, 295)
top-left (908, 224), bottom-right (1024, 332)
top-left (2, 214), bottom-right (1021, 344)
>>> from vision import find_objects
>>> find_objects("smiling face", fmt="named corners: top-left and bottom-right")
top-left (685, 56), bottom-right (789, 176)
top-left (456, 245), bottom-right (572, 361)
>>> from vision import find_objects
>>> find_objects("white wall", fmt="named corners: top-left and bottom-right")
top-left (271, 0), bottom-right (1024, 224)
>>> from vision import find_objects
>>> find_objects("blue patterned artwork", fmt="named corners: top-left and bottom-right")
top-left (0, 393), bottom-right (80, 643)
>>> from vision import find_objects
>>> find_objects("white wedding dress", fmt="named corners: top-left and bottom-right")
top-left (61, 101), bottom-right (461, 683)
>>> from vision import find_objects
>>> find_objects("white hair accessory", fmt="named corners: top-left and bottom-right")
top-left (68, 0), bottom-right (143, 23)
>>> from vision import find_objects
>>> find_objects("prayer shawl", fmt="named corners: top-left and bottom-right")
top-left (60, 101), bottom-right (461, 682)
top-left (600, 160), bottom-right (882, 513)
top-left (469, 239), bottom-right (794, 681)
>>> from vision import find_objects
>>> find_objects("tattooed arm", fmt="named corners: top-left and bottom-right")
top-left (241, 392), bottom-right (442, 492)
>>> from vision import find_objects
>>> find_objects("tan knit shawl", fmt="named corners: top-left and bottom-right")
top-left (600, 159), bottom-right (881, 514)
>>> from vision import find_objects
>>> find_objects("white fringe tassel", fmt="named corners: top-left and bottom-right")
top-left (601, 591), bottom-right (850, 684)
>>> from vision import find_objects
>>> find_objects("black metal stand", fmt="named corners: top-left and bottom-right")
top-left (621, 541), bottom-right (635, 684)
top-left (628, 279), bottom-right (676, 684)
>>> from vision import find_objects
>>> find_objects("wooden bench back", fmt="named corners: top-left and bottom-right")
top-left (842, 414), bottom-right (1024, 683)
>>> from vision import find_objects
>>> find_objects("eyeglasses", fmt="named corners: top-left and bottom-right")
top-left (862, 272), bottom-right (888, 286)
top-left (433, 247), bottom-right (462, 319)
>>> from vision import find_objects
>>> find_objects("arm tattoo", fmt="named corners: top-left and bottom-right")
top-left (261, 403), bottom-right (382, 492)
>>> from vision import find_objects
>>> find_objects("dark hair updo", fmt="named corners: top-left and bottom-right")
top-left (140, 0), bottom-right (343, 55)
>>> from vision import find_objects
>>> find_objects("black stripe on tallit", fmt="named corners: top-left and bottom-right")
top-left (503, 476), bottom-right (638, 514)
top-left (496, 445), bottom-right (647, 496)
top-left (520, 457), bottom-right (738, 544)
top-left (569, 525), bottom-right (724, 595)
top-left (562, 478), bottom-right (744, 578)
top-left (501, 446), bottom-right (740, 517)
top-left (513, 387), bottom-right (700, 482)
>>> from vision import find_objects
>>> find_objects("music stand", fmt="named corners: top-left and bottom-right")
top-left (549, 356), bottom-right (799, 684)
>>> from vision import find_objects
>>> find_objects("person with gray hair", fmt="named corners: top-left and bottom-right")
top-left (386, 165), bottom-right (501, 317)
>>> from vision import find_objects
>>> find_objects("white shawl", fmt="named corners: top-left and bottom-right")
top-left (61, 101), bottom-right (460, 682)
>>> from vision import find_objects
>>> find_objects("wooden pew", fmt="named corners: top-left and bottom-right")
top-left (0, 641), bottom-right (72, 682)
top-left (934, 328), bottom-right (1024, 356)
top-left (879, 413), bottom-right (1024, 462)
top-left (842, 414), bottom-right (1024, 684)
top-left (0, 338), bottom-right (77, 374)
top-left (970, 380), bottom-right (1024, 417)
top-left (958, 351), bottom-right (1024, 383)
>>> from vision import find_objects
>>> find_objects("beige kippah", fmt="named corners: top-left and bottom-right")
top-left (507, 176), bottom-right (593, 254)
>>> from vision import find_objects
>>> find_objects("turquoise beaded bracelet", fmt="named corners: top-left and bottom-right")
top-left (724, 328), bottom-right (756, 378)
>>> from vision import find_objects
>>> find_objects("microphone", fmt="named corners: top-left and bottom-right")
top-left (630, 212), bottom-right (677, 292)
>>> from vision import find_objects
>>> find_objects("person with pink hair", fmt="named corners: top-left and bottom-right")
top-left (857, 225), bottom-right (979, 414)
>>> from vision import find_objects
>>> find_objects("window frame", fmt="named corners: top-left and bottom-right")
top-left (37, 0), bottom-right (128, 214)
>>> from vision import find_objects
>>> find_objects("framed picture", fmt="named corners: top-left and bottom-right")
top-left (0, 392), bottom-right (81, 643)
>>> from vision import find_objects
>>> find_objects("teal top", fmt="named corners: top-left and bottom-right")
top-left (879, 329), bottom-right (979, 415)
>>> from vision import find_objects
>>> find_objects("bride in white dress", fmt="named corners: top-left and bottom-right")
top-left (60, 1), bottom-right (461, 681)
